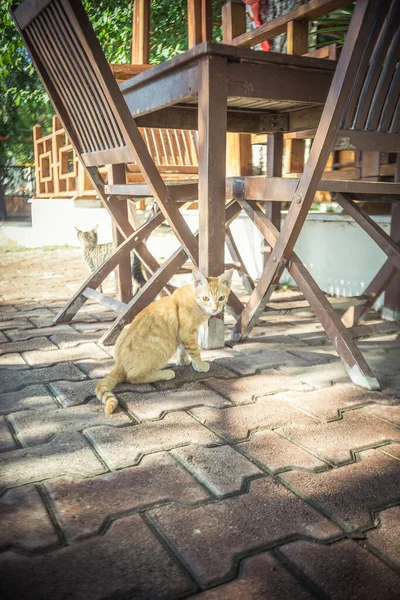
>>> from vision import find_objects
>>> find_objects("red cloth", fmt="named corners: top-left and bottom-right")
top-left (243, 0), bottom-right (271, 51)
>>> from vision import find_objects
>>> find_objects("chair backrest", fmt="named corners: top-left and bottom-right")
top-left (338, 0), bottom-right (400, 150)
top-left (12, 0), bottom-right (137, 167)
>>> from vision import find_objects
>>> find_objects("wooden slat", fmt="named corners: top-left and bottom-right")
top-left (343, 1), bottom-right (391, 129)
top-left (337, 130), bottom-right (400, 152)
top-left (82, 288), bottom-right (127, 313)
top-left (104, 182), bottom-right (198, 202)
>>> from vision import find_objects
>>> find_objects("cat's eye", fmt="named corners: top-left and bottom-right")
top-left (202, 296), bottom-right (209, 302)
top-left (219, 295), bottom-right (226, 301)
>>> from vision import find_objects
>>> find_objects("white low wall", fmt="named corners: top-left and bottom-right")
top-left (0, 198), bottom-right (392, 308)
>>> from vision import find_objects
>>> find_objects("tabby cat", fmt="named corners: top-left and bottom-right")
top-left (75, 225), bottom-right (145, 291)
top-left (96, 267), bottom-right (233, 414)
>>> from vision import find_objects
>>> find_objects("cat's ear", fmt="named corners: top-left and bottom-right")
top-left (75, 227), bottom-right (81, 235)
top-left (219, 268), bottom-right (234, 289)
top-left (91, 224), bottom-right (99, 233)
top-left (192, 268), bottom-right (208, 289)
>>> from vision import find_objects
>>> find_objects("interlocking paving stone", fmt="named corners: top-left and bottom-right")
top-left (0, 515), bottom-right (194, 600)
top-left (362, 403), bottom-right (400, 426)
top-left (45, 452), bottom-right (209, 542)
top-left (23, 342), bottom-right (110, 366)
top-left (0, 331), bottom-right (6, 343)
top-left (0, 432), bottom-right (105, 491)
top-left (0, 337), bottom-right (58, 355)
top-left (49, 378), bottom-right (153, 408)
top-left (49, 331), bottom-right (105, 349)
top-left (0, 353), bottom-right (29, 369)
top-left (0, 306), bottom-right (18, 314)
top-left (277, 411), bottom-right (400, 464)
top-left (0, 418), bottom-right (17, 452)
top-left (149, 478), bottom-right (340, 586)
top-left (171, 445), bottom-right (262, 497)
top-left (0, 308), bottom-right (53, 322)
top-left (5, 323), bottom-right (75, 342)
top-left (76, 358), bottom-right (115, 379)
top-left (280, 360), bottom-right (350, 389)
top-left (71, 321), bottom-right (110, 333)
top-left (86, 413), bottom-right (219, 469)
top-left (30, 315), bottom-right (96, 328)
top-left (191, 397), bottom-right (318, 443)
top-left (276, 384), bottom-right (387, 422)
top-left (191, 551), bottom-right (312, 599)
top-left (366, 506), bottom-right (400, 568)
top-left (216, 351), bottom-right (309, 376)
top-left (238, 430), bottom-right (326, 472)
top-left (227, 334), bottom-right (308, 352)
top-left (152, 363), bottom-right (235, 391)
top-left (0, 485), bottom-right (58, 550)
top-left (1, 363), bottom-right (87, 393)
top-left (9, 400), bottom-right (131, 447)
top-left (380, 442), bottom-right (400, 460)
top-left (286, 348), bottom-right (339, 365)
top-left (0, 384), bottom-right (58, 414)
top-left (280, 539), bottom-right (400, 599)
top-left (122, 383), bottom-right (232, 421)
top-left (204, 371), bottom-right (311, 405)
top-left (281, 449), bottom-right (400, 530)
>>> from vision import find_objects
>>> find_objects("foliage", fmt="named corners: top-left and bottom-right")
top-left (311, 4), bottom-right (354, 49)
top-left (0, 0), bottom-right (225, 168)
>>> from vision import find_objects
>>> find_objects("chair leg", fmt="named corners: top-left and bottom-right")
top-left (101, 201), bottom-right (243, 345)
top-left (54, 212), bottom-right (164, 324)
top-left (234, 200), bottom-right (380, 391)
top-left (225, 227), bottom-right (255, 295)
top-left (342, 257), bottom-right (398, 327)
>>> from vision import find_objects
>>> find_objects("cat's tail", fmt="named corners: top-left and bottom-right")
top-left (95, 365), bottom-right (125, 415)
top-left (132, 254), bottom-right (146, 287)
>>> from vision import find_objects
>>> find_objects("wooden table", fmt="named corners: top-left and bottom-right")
top-left (121, 42), bottom-right (336, 347)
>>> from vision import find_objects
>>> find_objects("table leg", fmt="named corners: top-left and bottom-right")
top-left (198, 56), bottom-right (228, 349)
top-left (108, 164), bottom-right (132, 303)
top-left (264, 133), bottom-right (283, 265)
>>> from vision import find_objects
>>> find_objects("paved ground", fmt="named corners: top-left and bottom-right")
top-left (0, 247), bottom-right (399, 600)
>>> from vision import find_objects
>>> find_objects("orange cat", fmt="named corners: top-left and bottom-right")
top-left (96, 268), bottom-right (233, 414)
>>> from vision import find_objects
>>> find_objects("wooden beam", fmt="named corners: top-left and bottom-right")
top-left (131, 0), bottom-right (150, 64)
top-left (287, 20), bottom-right (309, 55)
top-left (231, 0), bottom-right (351, 47)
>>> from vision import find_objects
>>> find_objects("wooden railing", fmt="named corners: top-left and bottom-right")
top-left (33, 115), bottom-right (198, 199)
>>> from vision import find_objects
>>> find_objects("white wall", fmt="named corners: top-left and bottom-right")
top-left (0, 199), bottom-right (392, 308)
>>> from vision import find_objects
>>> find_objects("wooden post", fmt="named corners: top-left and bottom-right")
top-left (284, 20), bottom-right (307, 177)
top-left (222, 0), bottom-right (246, 43)
top-left (188, 0), bottom-right (213, 48)
top-left (108, 164), bottom-right (133, 303)
top-left (223, 0), bottom-right (252, 178)
top-left (131, 0), bottom-right (150, 64)
top-left (265, 133), bottom-right (283, 264)
top-left (33, 124), bottom-right (42, 197)
top-left (198, 56), bottom-right (228, 349)
top-left (383, 155), bottom-right (400, 320)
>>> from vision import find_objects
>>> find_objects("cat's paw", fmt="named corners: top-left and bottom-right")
top-left (162, 369), bottom-right (176, 380)
top-left (193, 361), bottom-right (210, 373)
top-left (178, 354), bottom-right (192, 366)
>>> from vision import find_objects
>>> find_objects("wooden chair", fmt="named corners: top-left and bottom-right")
top-left (12, 0), bottom-right (244, 345)
top-left (230, 0), bottom-right (400, 390)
